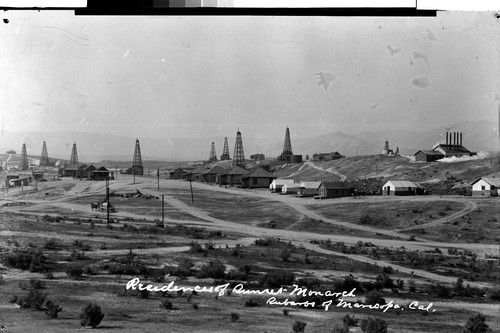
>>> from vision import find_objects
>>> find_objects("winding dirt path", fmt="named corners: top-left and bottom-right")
top-left (1, 177), bottom-right (497, 289)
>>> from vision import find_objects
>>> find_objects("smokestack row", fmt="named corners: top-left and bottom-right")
top-left (445, 131), bottom-right (463, 150)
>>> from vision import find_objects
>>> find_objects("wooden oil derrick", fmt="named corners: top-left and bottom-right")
top-left (209, 142), bottom-right (217, 162)
top-left (40, 141), bottom-right (49, 166)
top-left (220, 137), bottom-right (231, 160)
top-left (19, 143), bottom-right (29, 170)
top-left (132, 138), bottom-right (144, 175)
top-left (69, 143), bottom-right (79, 167)
top-left (232, 130), bottom-right (245, 168)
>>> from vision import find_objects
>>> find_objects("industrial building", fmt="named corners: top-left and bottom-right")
top-left (382, 180), bottom-right (422, 196)
top-left (471, 178), bottom-right (500, 197)
top-left (414, 150), bottom-right (444, 162)
top-left (414, 131), bottom-right (473, 162)
top-left (312, 152), bottom-right (344, 161)
top-left (432, 132), bottom-right (472, 157)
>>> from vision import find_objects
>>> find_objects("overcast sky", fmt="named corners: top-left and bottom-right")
top-left (0, 11), bottom-right (498, 142)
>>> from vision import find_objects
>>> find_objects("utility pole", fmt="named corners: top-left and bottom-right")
top-left (115, 163), bottom-right (118, 180)
top-left (133, 168), bottom-right (135, 185)
top-left (157, 169), bottom-right (160, 190)
top-left (189, 180), bottom-right (194, 203)
top-left (106, 177), bottom-right (110, 226)
top-left (161, 194), bottom-right (164, 225)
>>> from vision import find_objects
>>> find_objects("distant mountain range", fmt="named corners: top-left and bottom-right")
top-left (0, 121), bottom-right (498, 163)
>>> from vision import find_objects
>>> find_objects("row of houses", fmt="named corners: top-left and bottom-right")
top-left (169, 165), bottom-right (277, 188)
top-left (270, 179), bottom-right (427, 198)
top-left (270, 179), bottom-right (355, 199)
top-left (59, 164), bottom-right (114, 181)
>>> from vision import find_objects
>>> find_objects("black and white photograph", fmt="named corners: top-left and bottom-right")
top-left (0, 3), bottom-right (499, 332)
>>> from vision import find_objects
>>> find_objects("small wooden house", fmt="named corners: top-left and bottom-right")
top-left (89, 167), bottom-right (113, 181)
top-left (282, 181), bottom-right (301, 195)
top-left (382, 180), bottom-right (422, 196)
top-left (219, 166), bottom-right (247, 186)
top-left (202, 165), bottom-right (227, 183)
top-left (242, 167), bottom-right (276, 188)
top-left (471, 178), bottom-right (500, 197)
top-left (414, 150), bottom-right (444, 162)
top-left (298, 181), bottom-right (321, 197)
top-left (317, 181), bottom-right (351, 199)
top-left (270, 179), bottom-right (296, 193)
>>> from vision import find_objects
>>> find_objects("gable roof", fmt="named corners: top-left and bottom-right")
top-left (243, 167), bottom-right (274, 178)
top-left (203, 165), bottom-right (227, 175)
top-left (226, 166), bottom-right (247, 175)
top-left (414, 150), bottom-right (444, 156)
top-left (190, 165), bottom-right (207, 174)
top-left (384, 180), bottom-right (421, 188)
top-left (433, 144), bottom-right (471, 154)
top-left (471, 177), bottom-right (500, 187)
top-left (319, 181), bottom-right (350, 189)
top-left (300, 181), bottom-right (321, 189)
top-left (271, 179), bottom-right (297, 186)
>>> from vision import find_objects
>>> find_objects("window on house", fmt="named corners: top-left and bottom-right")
top-left (481, 185), bottom-right (485, 190)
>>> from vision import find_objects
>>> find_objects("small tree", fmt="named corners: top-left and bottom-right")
top-left (159, 299), bottom-right (173, 310)
top-left (365, 291), bottom-right (386, 306)
top-left (360, 317), bottom-right (388, 333)
top-left (280, 248), bottom-right (292, 262)
top-left (463, 313), bottom-right (490, 333)
top-left (230, 312), bottom-right (239, 322)
top-left (44, 300), bottom-right (62, 318)
top-left (66, 264), bottom-right (84, 278)
top-left (292, 320), bottom-right (307, 333)
top-left (80, 303), bottom-right (105, 328)
top-left (343, 314), bottom-right (359, 327)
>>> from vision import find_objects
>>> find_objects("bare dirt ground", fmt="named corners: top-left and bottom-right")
top-left (0, 175), bottom-right (498, 332)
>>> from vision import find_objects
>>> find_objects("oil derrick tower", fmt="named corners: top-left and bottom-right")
top-left (220, 137), bottom-right (231, 160)
top-left (131, 138), bottom-right (144, 176)
top-left (278, 127), bottom-right (293, 162)
top-left (208, 142), bottom-right (218, 162)
top-left (232, 130), bottom-right (245, 167)
top-left (69, 143), bottom-right (79, 167)
top-left (382, 139), bottom-right (394, 156)
top-left (19, 143), bottom-right (29, 170)
top-left (40, 141), bottom-right (50, 166)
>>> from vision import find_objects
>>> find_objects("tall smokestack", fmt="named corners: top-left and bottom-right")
top-left (446, 131), bottom-right (448, 148)
top-left (454, 132), bottom-right (457, 149)
top-left (460, 132), bottom-right (462, 147)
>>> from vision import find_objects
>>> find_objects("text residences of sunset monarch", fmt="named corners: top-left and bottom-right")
top-left (125, 278), bottom-right (357, 299)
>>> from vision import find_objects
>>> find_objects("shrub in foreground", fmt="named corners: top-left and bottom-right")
top-left (44, 300), bottom-right (62, 318)
top-left (360, 317), bottom-right (387, 333)
top-left (292, 320), bottom-right (307, 333)
top-left (463, 313), bottom-right (491, 333)
top-left (80, 303), bottom-right (105, 328)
